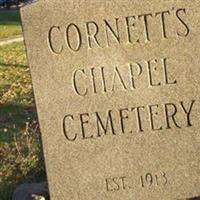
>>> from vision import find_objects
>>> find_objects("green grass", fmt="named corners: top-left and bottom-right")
top-left (0, 10), bottom-right (22, 39)
top-left (0, 42), bottom-right (46, 200)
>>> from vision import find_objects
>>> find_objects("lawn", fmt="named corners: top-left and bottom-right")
top-left (0, 42), bottom-right (46, 200)
top-left (0, 10), bottom-right (22, 39)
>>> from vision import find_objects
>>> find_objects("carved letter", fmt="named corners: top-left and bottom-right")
top-left (100, 67), bottom-right (107, 93)
top-left (162, 57), bottom-right (177, 85)
top-left (80, 113), bottom-right (93, 139)
top-left (63, 114), bottom-right (77, 141)
top-left (155, 10), bottom-right (170, 39)
top-left (48, 26), bottom-right (63, 54)
top-left (95, 110), bottom-right (116, 137)
top-left (119, 108), bottom-right (130, 134)
top-left (176, 8), bottom-right (190, 37)
top-left (125, 16), bottom-right (137, 43)
top-left (138, 13), bottom-right (153, 42)
top-left (129, 63), bottom-right (143, 89)
top-left (112, 67), bottom-right (127, 92)
top-left (104, 18), bottom-right (120, 46)
top-left (131, 106), bottom-right (145, 132)
top-left (86, 21), bottom-right (102, 49)
top-left (73, 69), bottom-right (88, 96)
top-left (180, 100), bottom-right (195, 127)
top-left (66, 23), bottom-right (82, 51)
top-left (90, 67), bottom-right (97, 94)
top-left (164, 103), bottom-right (181, 129)
top-left (148, 104), bottom-right (163, 131)
top-left (147, 59), bottom-right (161, 87)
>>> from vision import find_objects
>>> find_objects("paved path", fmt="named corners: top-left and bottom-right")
top-left (0, 35), bottom-right (24, 46)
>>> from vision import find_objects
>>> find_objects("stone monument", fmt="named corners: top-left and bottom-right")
top-left (21, 0), bottom-right (200, 199)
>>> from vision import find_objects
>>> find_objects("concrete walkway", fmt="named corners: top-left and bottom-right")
top-left (0, 35), bottom-right (24, 46)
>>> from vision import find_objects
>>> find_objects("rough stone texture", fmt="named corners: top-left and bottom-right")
top-left (21, 0), bottom-right (200, 199)
top-left (12, 182), bottom-right (49, 200)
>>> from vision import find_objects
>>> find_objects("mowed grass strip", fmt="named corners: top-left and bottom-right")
top-left (0, 10), bottom-right (22, 39)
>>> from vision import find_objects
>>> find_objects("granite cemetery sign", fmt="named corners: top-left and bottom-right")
top-left (21, 0), bottom-right (200, 199)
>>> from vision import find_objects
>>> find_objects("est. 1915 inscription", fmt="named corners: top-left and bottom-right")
top-left (21, 0), bottom-right (200, 199)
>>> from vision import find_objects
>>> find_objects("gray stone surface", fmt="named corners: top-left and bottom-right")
top-left (12, 182), bottom-right (49, 200)
top-left (21, 0), bottom-right (200, 199)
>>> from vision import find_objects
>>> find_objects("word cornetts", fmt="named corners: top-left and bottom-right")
top-left (48, 8), bottom-right (189, 53)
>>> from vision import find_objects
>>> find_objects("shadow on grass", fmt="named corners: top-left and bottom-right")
top-left (0, 103), bottom-right (37, 143)
top-left (0, 10), bottom-right (21, 25)
top-left (0, 155), bottom-right (47, 200)
top-left (0, 103), bottom-right (47, 200)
